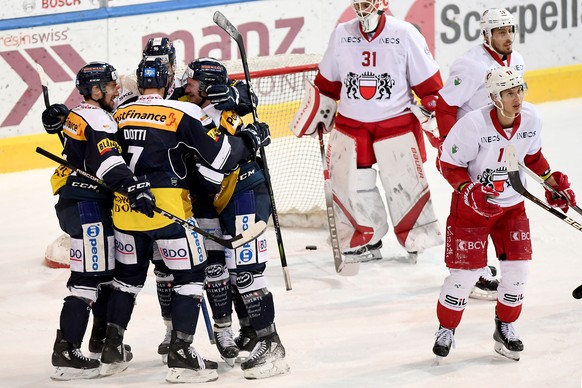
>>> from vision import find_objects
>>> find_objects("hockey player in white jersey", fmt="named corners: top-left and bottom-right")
top-left (432, 67), bottom-right (576, 362)
top-left (435, 8), bottom-right (525, 300)
top-left (293, 0), bottom-right (444, 263)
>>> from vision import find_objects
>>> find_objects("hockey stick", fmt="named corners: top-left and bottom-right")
top-left (35, 147), bottom-right (266, 249)
top-left (572, 284), bottom-right (582, 299)
top-left (318, 127), bottom-right (359, 276)
top-left (200, 297), bottom-right (215, 344)
top-left (213, 11), bottom-right (292, 291)
top-left (516, 161), bottom-right (582, 217)
top-left (506, 145), bottom-right (582, 232)
top-left (36, 63), bottom-right (65, 145)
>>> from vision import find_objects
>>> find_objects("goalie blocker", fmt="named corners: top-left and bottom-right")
top-left (290, 79), bottom-right (337, 137)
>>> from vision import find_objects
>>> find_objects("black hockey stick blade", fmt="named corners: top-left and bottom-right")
top-left (213, 11), bottom-right (241, 43)
top-left (517, 160), bottom-right (582, 217)
top-left (572, 284), bottom-right (582, 299)
top-left (36, 62), bottom-right (65, 145)
top-left (506, 145), bottom-right (582, 232)
top-left (35, 147), bottom-right (265, 249)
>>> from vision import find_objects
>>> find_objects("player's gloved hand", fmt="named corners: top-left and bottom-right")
top-left (411, 95), bottom-right (441, 148)
top-left (123, 176), bottom-right (156, 218)
top-left (237, 122), bottom-right (271, 154)
top-left (545, 171), bottom-right (576, 213)
top-left (461, 182), bottom-right (503, 217)
top-left (206, 84), bottom-right (240, 110)
top-left (42, 103), bottom-right (69, 134)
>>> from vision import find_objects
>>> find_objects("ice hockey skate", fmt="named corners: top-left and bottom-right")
top-left (470, 266), bottom-right (499, 300)
top-left (234, 325), bottom-right (258, 363)
top-left (99, 325), bottom-right (133, 376)
top-left (493, 317), bottom-right (523, 361)
top-left (432, 326), bottom-right (455, 365)
top-left (165, 331), bottom-right (218, 383)
top-left (51, 330), bottom-right (100, 381)
top-left (214, 323), bottom-right (239, 367)
top-left (241, 332), bottom-right (289, 379)
top-left (342, 240), bottom-right (383, 264)
top-left (157, 322), bottom-right (172, 364)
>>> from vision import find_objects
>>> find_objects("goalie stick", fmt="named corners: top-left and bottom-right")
top-left (213, 10), bottom-right (292, 290)
top-left (36, 62), bottom-right (65, 145)
top-left (516, 160), bottom-right (582, 217)
top-left (36, 147), bottom-right (266, 249)
top-left (505, 145), bottom-right (582, 232)
top-left (318, 127), bottom-right (359, 276)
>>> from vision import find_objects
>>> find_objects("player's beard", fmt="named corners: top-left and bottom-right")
top-left (492, 39), bottom-right (513, 56)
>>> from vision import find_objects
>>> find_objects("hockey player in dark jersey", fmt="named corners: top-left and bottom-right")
top-left (103, 57), bottom-right (269, 383)
top-left (181, 58), bottom-right (289, 379)
top-left (43, 62), bottom-right (156, 381)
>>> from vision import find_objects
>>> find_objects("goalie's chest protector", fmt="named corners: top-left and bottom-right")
top-left (318, 16), bottom-right (439, 122)
top-left (441, 103), bottom-right (543, 207)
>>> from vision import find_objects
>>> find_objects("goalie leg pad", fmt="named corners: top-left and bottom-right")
top-left (328, 130), bottom-right (388, 251)
top-left (374, 133), bottom-right (443, 252)
top-left (290, 79), bottom-right (337, 137)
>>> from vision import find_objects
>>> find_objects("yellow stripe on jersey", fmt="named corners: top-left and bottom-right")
top-left (63, 112), bottom-right (88, 141)
top-left (112, 187), bottom-right (192, 231)
top-left (114, 105), bottom-right (184, 133)
top-left (213, 168), bottom-right (239, 214)
top-left (220, 110), bottom-right (243, 135)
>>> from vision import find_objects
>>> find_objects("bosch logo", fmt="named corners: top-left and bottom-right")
top-left (236, 272), bottom-right (254, 288)
top-left (239, 249), bottom-right (254, 263)
top-left (86, 225), bottom-right (100, 238)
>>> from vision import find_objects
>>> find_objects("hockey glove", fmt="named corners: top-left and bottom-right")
top-left (411, 95), bottom-right (441, 148)
top-left (206, 84), bottom-right (240, 111)
top-left (123, 176), bottom-right (156, 218)
top-left (461, 182), bottom-right (503, 217)
top-left (42, 103), bottom-right (69, 135)
top-left (237, 122), bottom-right (271, 155)
top-left (545, 171), bottom-right (576, 213)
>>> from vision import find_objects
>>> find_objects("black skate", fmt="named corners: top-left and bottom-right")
top-left (100, 325), bottom-right (133, 376)
top-left (166, 331), bottom-right (218, 383)
top-left (234, 325), bottom-right (258, 363)
top-left (343, 240), bottom-right (383, 264)
top-left (432, 326), bottom-right (455, 365)
top-left (214, 324), bottom-right (239, 367)
top-left (158, 322), bottom-right (172, 365)
top-left (470, 265), bottom-right (499, 301)
top-left (51, 330), bottom-right (100, 381)
top-left (493, 317), bottom-right (523, 361)
top-left (241, 333), bottom-right (290, 379)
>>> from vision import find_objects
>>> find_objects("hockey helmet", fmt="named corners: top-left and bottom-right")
top-left (352, 0), bottom-right (385, 33)
top-left (485, 66), bottom-right (525, 101)
top-left (181, 57), bottom-right (229, 92)
top-left (480, 8), bottom-right (516, 43)
top-left (136, 57), bottom-right (170, 90)
top-left (75, 61), bottom-right (118, 97)
top-left (142, 37), bottom-right (176, 68)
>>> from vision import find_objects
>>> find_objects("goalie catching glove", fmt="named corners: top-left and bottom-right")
top-left (544, 171), bottom-right (576, 213)
top-left (461, 182), bottom-right (503, 217)
top-left (123, 176), bottom-right (156, 218)
top-left (42, 103), bottom-right (70, 134)
top-left (290, 79), bottom-right (336, 137)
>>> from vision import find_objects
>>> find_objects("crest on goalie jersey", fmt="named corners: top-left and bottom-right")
top-left (344, 71), bottom-right (395, 100)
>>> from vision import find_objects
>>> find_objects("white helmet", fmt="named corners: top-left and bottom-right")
top-left (352, 0), bottom-right (385, 33)
top-left (480, 8), bottom-right (516, 46)
top-left (485, 66), bottom-right (525, 101)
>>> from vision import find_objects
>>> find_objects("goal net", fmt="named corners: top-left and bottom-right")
top-left (44, 54), bottom-right (326, 268)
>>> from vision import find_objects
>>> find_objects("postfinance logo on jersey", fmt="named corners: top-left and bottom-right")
top-left (114, 105), bottom-right (184, 132)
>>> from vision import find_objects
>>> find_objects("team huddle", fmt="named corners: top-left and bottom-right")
top-left (42, 0), bottom-right (577, 383)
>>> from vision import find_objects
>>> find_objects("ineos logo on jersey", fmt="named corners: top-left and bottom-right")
top-left (480, 135), bottom-right (501, 143)
top-left (517, 131), bottom-right (536, 139)
top-left (379, 37), bottom-right (400, 44)
top-left (236, 272), bottom-right (254, 288)
top-left (341, 36), bottom-right (362, 44)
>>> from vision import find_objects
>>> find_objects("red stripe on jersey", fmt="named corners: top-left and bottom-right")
top-left (314, 71), bottom-right (342, 101)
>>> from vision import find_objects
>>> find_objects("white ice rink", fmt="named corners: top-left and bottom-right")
top-left (1, 98), bottom-right (582, 387)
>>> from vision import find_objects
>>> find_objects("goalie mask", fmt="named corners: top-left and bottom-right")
top-left (485, 66), bottom-right (526, 102)
top-left (480, 8), bottom-right (517, 50)
top-left (76, 61), bottom-right (118, 97)
top-left (352, 0), bottom-right (385, 33)
top-left (136, 57), bottom-right (170, 91)
top-left (181, 57), bottom-right (229, 93)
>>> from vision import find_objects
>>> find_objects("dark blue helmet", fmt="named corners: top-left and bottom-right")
top-left (136, 57), bottom-right (170, 90)
top-left (75, 61), bottom-right (118, 97)
top-left (181, 57), bottom-right (228, 91)
top-left (142, 37), bottom-right (176, 68)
